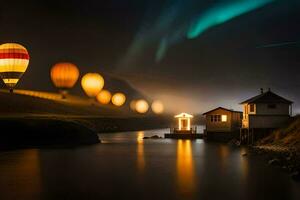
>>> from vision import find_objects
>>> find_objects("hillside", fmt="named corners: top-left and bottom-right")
top-left (0, 89), bottom-right (138, 117)
top-left (257, 116), bottom-right (300, 150)
top-left (0, 89), bottom-right (171, 133)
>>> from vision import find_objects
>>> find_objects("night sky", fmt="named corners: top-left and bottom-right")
top-left (0, 0), bottom-right (299, 114)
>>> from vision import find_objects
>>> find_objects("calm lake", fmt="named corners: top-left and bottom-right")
top-left (0, 127), bottom-right (299, 200)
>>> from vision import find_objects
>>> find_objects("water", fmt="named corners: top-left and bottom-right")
top-left (0, 127), bottom-right (299, 200)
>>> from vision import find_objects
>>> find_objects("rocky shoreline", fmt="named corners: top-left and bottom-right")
top-left (249, 145), bottom-right (300, 181)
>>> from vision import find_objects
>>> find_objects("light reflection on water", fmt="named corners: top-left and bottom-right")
top-left (0, 149), bottom-right (42, 200)
top-left (0, 127), bottom-right (299, 200)
top-left (176, 140), bottom-right (196, 197)
top-left (137, 131), bottom-right (145, 173)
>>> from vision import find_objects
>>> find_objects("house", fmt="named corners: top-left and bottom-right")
top-left (203, 107), bottom-right (242, 140)
top-left (240, 88), bottom-right (293, 129)
top-left (203, 107), bottom-right (242, 132)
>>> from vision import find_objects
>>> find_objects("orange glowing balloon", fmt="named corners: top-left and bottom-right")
top-left (151, 100), bottom-right (164, 114)
top-left (96, 90), bottom-right (111, 104)
top-left (50, 62), bottom-right (79, 90)
top-left (112, 92), bottom-right (126, 107)
top-left (0, 43), bottom-right (30, 92)
top-left (130, 100), bottom-right (137, 111)
top-left (81, 73), bottom-right (104, 97)
top-left (135, 99), bottom-right (149, 114)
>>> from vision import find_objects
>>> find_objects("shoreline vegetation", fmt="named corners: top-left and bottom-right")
top-left (250, 115), bottom-right (300, 181)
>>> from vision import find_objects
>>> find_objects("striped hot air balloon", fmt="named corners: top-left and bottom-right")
top-left (0, 43), bottom-right (30, 92)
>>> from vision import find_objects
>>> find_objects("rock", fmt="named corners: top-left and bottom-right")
top-left (0, 118), bottom-right (100, 149)
top-left (143, 135), bottom-right (162, 139)
top-left (290, 171), bottom-right (300, 181)
top-left (268, 158), bottom-right (280, 166)
top-left (228, 139), bottom-right (241, 147)
top-left (151, 135), bottom-right (161, 139)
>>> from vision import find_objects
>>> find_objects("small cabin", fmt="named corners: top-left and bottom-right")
top-left (241, 89), bottom-right (293, 129)
top-left (203, 107), bottom-right (242, 134)
top-left (174, 113), bottom-right (194, 133)
top-left (165, 113), bottom-right (202, 139)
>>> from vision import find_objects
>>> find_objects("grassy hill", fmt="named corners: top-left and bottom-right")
top-left (257, 116), bottom-right (300, 150)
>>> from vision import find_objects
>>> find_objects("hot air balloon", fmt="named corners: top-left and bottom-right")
top-left (135, 99), bottom-right (149, 114)
top-left (50, 62), bottom-right (79, 98)
top-left (96, 90), bottom-right (111, 104)
top-left (130, 100), bottom-right (137, 111)
top-left (151, 100), bottom-right (164, 114)
top-left (81, 73), bottom-right (104, 97)
top-left (0, 43), bottom-right (30, 92)
top-left (111, 92), bottom-right (126, 107)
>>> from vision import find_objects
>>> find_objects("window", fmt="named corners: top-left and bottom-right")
top-left (268, 104), bottom-right (277, 109)
top-left (210, 115), bottom-right (221, 122)
top-left (249, 104), bottom-right (255, 113)
top-left (221, 115), bottom-right (227, 122)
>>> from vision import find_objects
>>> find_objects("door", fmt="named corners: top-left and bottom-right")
top-left (181, 119), bottom-right (188, 130)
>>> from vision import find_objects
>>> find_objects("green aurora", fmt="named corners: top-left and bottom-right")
top-left (187, 0), bottom-right (274, 39)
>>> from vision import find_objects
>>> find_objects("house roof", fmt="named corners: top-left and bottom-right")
top-left (174, 113), bottom-right (193, 118)
top-left (202, 107), bottom-right (242, 115)
top-left (240, 91), bottom-right (293, 104)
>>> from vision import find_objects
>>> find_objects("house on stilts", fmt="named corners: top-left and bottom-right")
top-left (240, 88), bottom-right (293, 144)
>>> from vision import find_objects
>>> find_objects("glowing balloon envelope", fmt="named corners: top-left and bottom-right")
top-left (81, 73), bottom-right (104, 97)
top-left (130, 100), bottom-right (137, 111)
top-left (151, 100), bottom-right (164, 114)
top-left (135, 99), bottom-right (149, 114)
top-left (96, 90), bottom-right (111, 104)
top-left (0, 43), bottom-right (30, 92)
top-left (50, 62), bottom-right (79, 90)
top-left (112, 93), bottom-right (126, 107)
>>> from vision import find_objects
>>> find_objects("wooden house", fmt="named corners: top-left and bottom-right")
top-left (240, 89), bottom-right (293, 144)
top-left (203, 107), bottom-right (242, 140)
top-left (241, 89), bottom-right (293, 129)
top-left (203, 107), bottom-right (242, 132)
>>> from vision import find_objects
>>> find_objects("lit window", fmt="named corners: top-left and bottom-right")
top-left (221, 115), bottom-right (227, 122)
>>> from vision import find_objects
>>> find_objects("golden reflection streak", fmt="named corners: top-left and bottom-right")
top-left (219, 145), bottom-right (229, 173)
top-left (176, 140), bottom-right (196, 196)
top-left (0, 149), bottom-right (41, 199)
top-left (136, 131), bottom-right (145, 173)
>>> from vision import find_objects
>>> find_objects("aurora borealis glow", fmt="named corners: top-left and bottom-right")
top-left (187, 0), bottom-right (274, 39)
top-left (122, 0), bottom-right (276, 64)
